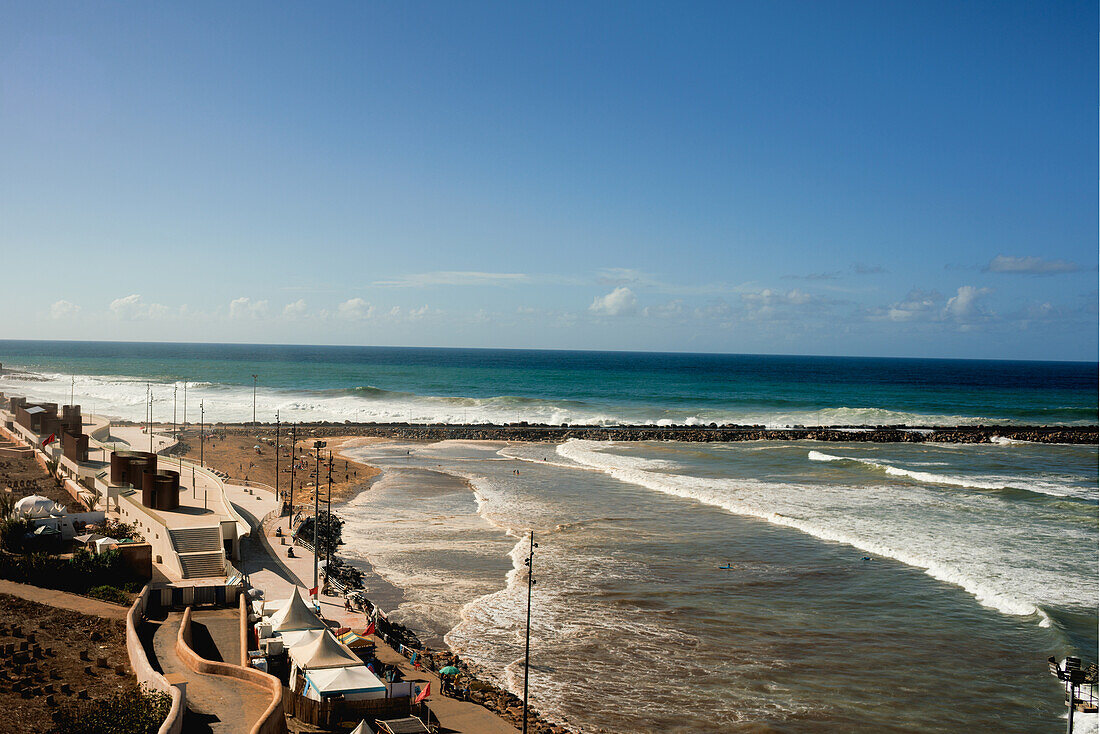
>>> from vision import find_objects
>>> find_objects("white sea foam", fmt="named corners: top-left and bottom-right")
top-left (807, 449), bottom-right (1093, 499)
top-left (0, 366), bottom-right (1031, 428)
top-left (990, 435), bottom-right (1030, 445)
top-left (558, 439), bottom-right (1099, 624)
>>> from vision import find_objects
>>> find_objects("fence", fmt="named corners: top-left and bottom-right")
top-left (280, 687), bottom-right (411, 727)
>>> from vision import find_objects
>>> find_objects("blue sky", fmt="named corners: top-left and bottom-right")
top-left (1, 1), bottom-right (1096, 360)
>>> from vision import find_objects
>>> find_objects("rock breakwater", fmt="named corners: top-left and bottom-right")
top-left (181, 422), bottom-right (1099, 445)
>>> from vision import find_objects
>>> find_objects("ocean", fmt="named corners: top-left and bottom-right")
top-left (0, 340), bottom-right (1096, 732)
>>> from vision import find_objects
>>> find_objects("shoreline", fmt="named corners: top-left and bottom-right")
top-left (128, 420), bottom-right (1099, 445)
top-left (327, 455), bottom-right (574, 734)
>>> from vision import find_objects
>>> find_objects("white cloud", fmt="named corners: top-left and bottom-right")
top-left (229, 297), bottom-right (269, 319)
top-left (883, 290), bottom-right (942, 322)
top-left (984, 255), bottom-right (1080, 275)
top-left (642, 299), bottom-right (685, 318)
top-left (282, 299), bottom-right (308, 319)
top-left (943, 285), bottom-right (992, 320)
top-left (409, 305), bottom-right (431, 320)
top-left (589, 287), bottom-right (638, 316)
top-left (337, 298), bottom-right (373, 320)
top-left (374, 271), bottom-right (528, 287)
top-left (110, 294), bottom-right (169, 320)
top-left (48, 300), bottom-right (80, 320)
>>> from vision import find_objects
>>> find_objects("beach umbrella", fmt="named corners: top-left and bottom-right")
top-left (439, 665), bottom-right (460, 675)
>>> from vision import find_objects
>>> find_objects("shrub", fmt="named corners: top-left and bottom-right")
top-left (87, 584), bottom-right (131, 605)
top-left (104, 519), bottom-right (143, 541)
top-left (0, 547), bottom-right (137, 595)
top-left (52, 684), bottom-right (172, 734)
top-left (0, 518), bottom-right (32, 553)
top-left (295, 511), bottom-right (344, 557)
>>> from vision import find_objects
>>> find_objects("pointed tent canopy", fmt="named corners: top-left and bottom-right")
top-left (289, 630), bottom-right (361, 670)
top-left (280, 629), bottom-right (325, 651)
top-left (269, 590), bottom-right (326, 633)
top-left (350, 721), bottom-right (371, 734)
top-left (304, 665), bottom-right (387, 695)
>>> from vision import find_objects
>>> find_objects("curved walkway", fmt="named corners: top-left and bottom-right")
top-left (146, 608), bottom-right (269, 734)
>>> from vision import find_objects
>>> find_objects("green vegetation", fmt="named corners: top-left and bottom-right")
top-left (87, 584), bottom-right (132, 605)
top-left (104, 519), bottom-right (143, 541)
top-left (295, 510), bottom-right (344, 558)
top-left (0, 493), bottom-right (15, 520)
top-left (52, 684), bottom-right (172, 734)
top-left (0, 518), bottom-right (33, 553)
top-left (0, 548), bottom-right (139, 599)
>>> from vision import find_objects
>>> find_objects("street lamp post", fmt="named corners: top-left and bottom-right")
top-left (252, 374), bottom-right (258, 434)
top-left (326, 450), bottom-right (333, 569)
top-left (312, 440), bottom-right (326, 600)
top-left (274, 411), bottom-right (280, 508)
top-left (522, 532), bottom-right (537, 734)
top-left (289, 423), bottom-right (297, 515)
top-left (199, 401), bottom-right (205, 468)
top-left (148, 388), bottom-right (153, 453)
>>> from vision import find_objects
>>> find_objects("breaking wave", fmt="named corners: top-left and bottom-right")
top-left (557, 439), bottom-right (1074, 625)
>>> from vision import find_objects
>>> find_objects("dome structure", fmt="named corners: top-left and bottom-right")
top-left (13, 495), bottom-right (65, 519)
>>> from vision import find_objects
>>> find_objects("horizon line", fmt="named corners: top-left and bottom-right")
top-left (0, 337), bottom-right (1095, 366)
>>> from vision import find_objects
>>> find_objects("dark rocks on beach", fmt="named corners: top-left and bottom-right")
top-left (209, 421), bottom-right (1097, 445)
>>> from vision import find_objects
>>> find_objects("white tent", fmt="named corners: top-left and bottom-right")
top-left (349, 721), bottom-right (370, 734)
top-left (268, 590), bottom-right (326, 633)
top-left (13, 495), bottom-right (64, 519)
top-left (93, 537), bottom-right (118, 554)
top-left (289, 630), bottom-right (360, 671)
top-left (302, 664), bottom-right (387, 701)
top-left (280, 628), bottom-right (324, 651)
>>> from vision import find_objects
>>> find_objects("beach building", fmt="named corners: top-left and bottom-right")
top-left (1, 392), bottom-right (251, 584)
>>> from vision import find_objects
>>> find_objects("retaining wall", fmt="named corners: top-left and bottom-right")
top-left (125, 585), bottom-right (184, 734)
top-left (176, 606), bottom-right (287, 734)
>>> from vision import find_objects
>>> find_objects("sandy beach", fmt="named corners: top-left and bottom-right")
top-left (175, 428), bottom-right (383, 504)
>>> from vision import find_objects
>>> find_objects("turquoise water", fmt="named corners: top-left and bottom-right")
top-left (0, 340), bottom-right (1094, 426)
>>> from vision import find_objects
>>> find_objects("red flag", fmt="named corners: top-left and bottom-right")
top-left (309, 586), bottom-right (318, 596)
top-left (414, 682), bottom-right (430, 704)
top-left (41, 433), bottom-right (56, 448)
top-left (364, 621), bottom-right (375, 636)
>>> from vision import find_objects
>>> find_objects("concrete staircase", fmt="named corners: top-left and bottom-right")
top-left (177, 551), bottom-right (225, 579)
top-left (168, 526), bottom-right (225, 578)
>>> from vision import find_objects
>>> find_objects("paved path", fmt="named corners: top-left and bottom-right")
top-left (148, 609), bottom-right (269, 734)
top-left (0, 579), bottom-right (128, 619)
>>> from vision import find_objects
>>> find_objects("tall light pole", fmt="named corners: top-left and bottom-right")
top-left (274, 410), bottom-right (280, 508)
top-left (70, 375), bottom-right (75, 408)
top-left (252, 374), bottom-right (258, 434)
top-left (312, 439), bottom-right (326, 600)
top-left (183, 381), bottom-right (187, 427)
top-left (326, 450), bottom-right (333, 570)
top-left (522, 532), bottom-right (537, 734)
top-left (289, 423), bottom-right (297, 515)
top-left (199, 401), bottom-right (205, 468)
top-left (148, 387), bottom-right (154, 453)
top-left (173, 385), bottom-right (177, 443)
